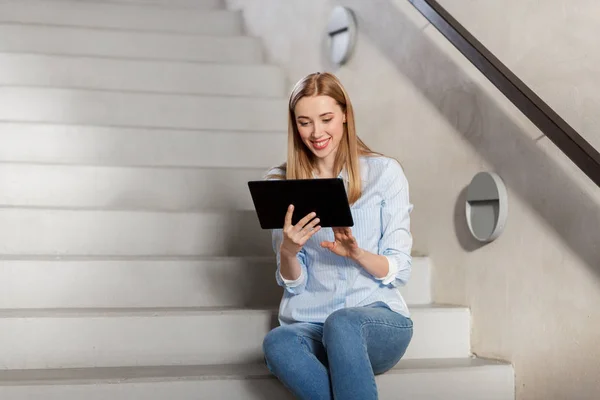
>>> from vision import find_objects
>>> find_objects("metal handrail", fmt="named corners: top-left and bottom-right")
top-left (408, 0), bottom-right (600, 187)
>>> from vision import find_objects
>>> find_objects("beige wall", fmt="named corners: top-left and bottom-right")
top-left (440, 0), bottom-right (600, 151)
top-left (226, 0), bottom-right (600, 399)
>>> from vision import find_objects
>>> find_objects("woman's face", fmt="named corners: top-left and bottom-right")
top-left (294, 95), bottom-right (346, 162)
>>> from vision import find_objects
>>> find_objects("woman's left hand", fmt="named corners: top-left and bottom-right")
top-left (320, 227), bottom-right (365, 261)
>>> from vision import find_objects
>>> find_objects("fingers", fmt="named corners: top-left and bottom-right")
top-left (299, 225), bottom-right (322, 244)
top-left (345, 228), bottom-right (355, 242)
top-left (298, 218), bottom-right (321, 243)
top-left (295, 211), bottom-right (317, 231)
top-left (283, 204), bottom-right (294, 229)
top-left (333, 227), bottom-right (353, 239)
top-left (348, 235), bottom-right (358, 247)
top-left (333, 228), bottom-right (346, 241)
top-left (298, 217), bottom-right (320, 237)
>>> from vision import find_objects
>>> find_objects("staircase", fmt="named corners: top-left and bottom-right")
top-left (0, 0), bottom-right (514, 398)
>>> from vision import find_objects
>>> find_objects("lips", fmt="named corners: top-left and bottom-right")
top-left (311, 137), bottom-right (331, 150)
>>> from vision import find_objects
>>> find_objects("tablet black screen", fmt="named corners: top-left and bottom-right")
top-left (248, 178), bottom-right (354, 229)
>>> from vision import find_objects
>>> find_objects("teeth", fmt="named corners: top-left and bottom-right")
top-left (313, 138), bottom-right (329, 148)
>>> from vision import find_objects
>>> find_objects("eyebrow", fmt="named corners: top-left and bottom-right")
top-left (297, 112), bottom-right (334, 119)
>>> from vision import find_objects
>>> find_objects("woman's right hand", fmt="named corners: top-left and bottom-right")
top-left (280, 205), bottom-right (321, 257)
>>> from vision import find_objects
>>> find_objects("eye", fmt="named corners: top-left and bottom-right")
top-left (298, 121), bottom-right (311, 127)
top-left (322, 118), bottom-right (333, 124)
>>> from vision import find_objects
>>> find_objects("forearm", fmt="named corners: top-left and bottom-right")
top-left (279, 250), bottom-right (303, 280)
top-left (353, 250), bottom-right (390, 279)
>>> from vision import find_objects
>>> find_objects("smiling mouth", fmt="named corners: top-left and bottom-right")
top-left (312, 137), bottom-right (331, 150)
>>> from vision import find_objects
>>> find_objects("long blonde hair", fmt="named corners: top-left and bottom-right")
top-left (269, 72), bottom-right (377, 204)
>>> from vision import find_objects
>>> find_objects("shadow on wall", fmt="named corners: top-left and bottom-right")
top-left (454, 187), bottom-right (485, 252)
top-left (342, 0), bottom-right (600, 273)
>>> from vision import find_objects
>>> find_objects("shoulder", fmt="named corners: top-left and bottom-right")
top-left (362, 155), bottom-right (407, 186)
top-left (263, 163), bottom-right (287, 181)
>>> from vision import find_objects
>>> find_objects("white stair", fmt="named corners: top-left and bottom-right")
top-left (0, 1), bottom-right (242, 35)
top-left (0, 257), bottom-right (432, 309)
top-left (0, 123), bottom-right (287, 168)
top-left (0, 87), bottom-right (286, 131)
top-left (0, 359), bottom-right (514, 400)
top-left (0, 164), bottom-right (264, 211)
top-left (0, 208), bottom-right (272, 256)
top-left (0, 54), bottom-right (286, 97)
top-left (0, 0), bottom-right (514, 398)
top-left (0, 306), bottom-right (470, 369)
top-left (0, 24), bottom-right (262, 63)
top-left (68, 0), bottom-right (224, 8)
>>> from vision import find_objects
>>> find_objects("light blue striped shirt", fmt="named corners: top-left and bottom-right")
top-left (267, 156), bottom-right (413, 325)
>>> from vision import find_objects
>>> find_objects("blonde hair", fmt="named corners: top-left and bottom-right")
top-left (268, 72), bottom-right (378, 204)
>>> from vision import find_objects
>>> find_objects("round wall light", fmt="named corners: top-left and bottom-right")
top-left (466, 172), bottom-right (508, 243)
top-left (326, 6), bottom-right (358, 66)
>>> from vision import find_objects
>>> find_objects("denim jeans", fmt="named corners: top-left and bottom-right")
top-left (263, 302), bottom-right (413, 400)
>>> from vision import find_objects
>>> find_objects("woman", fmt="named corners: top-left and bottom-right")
top-left (263, 72), bottom-right (413, 400)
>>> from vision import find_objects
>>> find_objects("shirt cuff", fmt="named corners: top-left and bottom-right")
top-left (375, 256), bottom-right (399, 285)
top-left (279, 269), bottom-right (305, 287)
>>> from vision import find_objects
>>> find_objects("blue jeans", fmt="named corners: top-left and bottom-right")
top-left (263, 302), bottom-right (413, 400)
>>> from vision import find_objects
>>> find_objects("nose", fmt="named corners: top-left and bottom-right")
top-left (312, 121), bottom-right (326, 138)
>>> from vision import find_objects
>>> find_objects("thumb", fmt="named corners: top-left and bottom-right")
top-left (320, 241), bottom-right (335, 250)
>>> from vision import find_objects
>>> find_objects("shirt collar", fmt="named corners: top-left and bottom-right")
top-left (312, 168), bottom-right (349, 182)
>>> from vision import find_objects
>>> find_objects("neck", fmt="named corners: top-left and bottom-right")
top-left (314, 152), bottom-right (337, 178)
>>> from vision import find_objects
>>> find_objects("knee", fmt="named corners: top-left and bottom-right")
top-left (263, 327), bottom-right (298, 371)
top-left (323, 308), bottom-right (360, 345)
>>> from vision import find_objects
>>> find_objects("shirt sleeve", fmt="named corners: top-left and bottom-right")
top-left (376, 159), bottom-right (413, 287)
top-left (272, 228), bottom-right (308, 295)
top-left (264, 165), bottom-right (308, 295)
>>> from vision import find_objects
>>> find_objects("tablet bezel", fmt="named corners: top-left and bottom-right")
top-left (248, 178), bottom-right (354, 230)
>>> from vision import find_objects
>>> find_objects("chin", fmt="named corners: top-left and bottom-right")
top-left (311, 148), bottom-right (335, 159)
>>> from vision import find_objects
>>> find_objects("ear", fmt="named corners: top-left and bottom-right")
top-left (343, 113), bottom-right (347, 123)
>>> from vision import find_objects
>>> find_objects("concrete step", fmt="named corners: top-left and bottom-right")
top-left (0, 359), bottom-right (515, 399)
top-left (0, 164), bottom-right (263, 211)
top-left (0, 54), bottom-right (285, 97)
top-left (67, 0), bottom-right (224, 8)
top-left (0, 24), bottom-right (262, 63)
top-left (0, 306), bottom-right (470, 369)
top-left (0, 208), bottom-right (272, 257)
top-left (0, 256), bottom-right (280, 309)
top-left (0, 123), bottom-right (287, 168)
top-left (0, 2), bottom-right (241, 35)
top-left (0, 256), bottom-right (431, 309)
top-left (0, 88), bottom-right (286, 131)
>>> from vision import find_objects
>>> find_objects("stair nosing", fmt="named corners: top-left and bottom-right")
top-left (0, 160), bottom-right (269, 172)
top-left (0, 21), bottom-right (250, 39)
top-left (0, 119), bottom-right (283, 133)
top-left (0, 306), bottom-right (278, 318)
top-left (0, 255), bottom-right (427, 262)
top-left (0, 304), bottom-right (466, 319)
top-left (0, 84), bottom-right (286, 100)
top-left (0, 255), bottom-right (274, 262)
top-left (0, 204), bottom-right (261, 214)
top-left (0, 50), bottom-right (280, 69)
top-left (8, 0), bottom-right (232, 13)
top-left (0, 119), bottom-right (285, 134)
top-left (0, 358), bottom-right (511, 385)
top-left (1, 85), bottom-right (288, 101)
top-left (27, 0), bottom-right (226, 11)
top-left (0, 50), bottom-right (263, 67)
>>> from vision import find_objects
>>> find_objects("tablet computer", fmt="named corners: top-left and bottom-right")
top-left (248, 178), bottom-right (354, 230)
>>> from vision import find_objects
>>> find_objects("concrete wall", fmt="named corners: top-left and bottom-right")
top-left (226, 0), bottom-right (600, 399)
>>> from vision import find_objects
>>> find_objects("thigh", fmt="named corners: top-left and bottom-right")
top-left (324, 302), bottom-right (413, 374)
top-left (263, 323), bottom-right (327, 366)
top-left (361, 303), bottom-right (413, 374)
